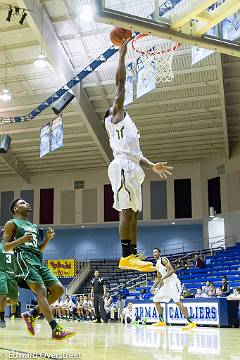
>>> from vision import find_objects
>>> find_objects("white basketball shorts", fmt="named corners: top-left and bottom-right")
top-left (108, 157), bottom-right (145, 212)
top-left (153, 276), bottom-right (182, 303)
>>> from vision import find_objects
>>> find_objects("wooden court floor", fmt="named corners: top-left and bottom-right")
top-left (0, 319), bottom-right (239, 360)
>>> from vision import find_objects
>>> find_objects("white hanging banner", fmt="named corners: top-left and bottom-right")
top-left (124, 63), bottom-right (133, 106)
top-left (136, 57), bottom-right (156, 99)
top-left (40, 123), bottom-right (50, 158)
top-left (192, 26), bottom-right (217, 65)
top-left (51, 114), bottom-right (63, 152)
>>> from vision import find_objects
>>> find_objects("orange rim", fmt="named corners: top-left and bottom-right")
top-left (132, 33), bottom-right (181, 56)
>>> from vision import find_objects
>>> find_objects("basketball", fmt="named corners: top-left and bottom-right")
top-left (110, 27), bottom-right (132, 46)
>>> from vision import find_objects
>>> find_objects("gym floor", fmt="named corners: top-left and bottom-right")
top-left (0, 319), bottom-right (239, 360)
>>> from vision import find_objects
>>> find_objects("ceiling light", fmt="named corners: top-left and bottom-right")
top-left (34, 54), bottom-right (47, 68)
top-left (19, 10), bottom-right (27, 25)
top-left (6, 6), bottom-right (13, 22)
top-left (0, 89), bottom-right (12, 102)
top-left (79, 4), bottom-right (93, 22)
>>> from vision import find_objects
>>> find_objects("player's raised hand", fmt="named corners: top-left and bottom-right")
top-left (153, 162), bottom-right (173, 179)
top-left (45, 227), bottom-right (55, 241)
top-left (119, 38), bottom-right (132, 57)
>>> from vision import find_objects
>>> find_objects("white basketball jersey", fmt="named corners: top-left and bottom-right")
top-left (156, 257), bottom-right (177, 282)
top-left (105, 112), bottom-right (143, 162)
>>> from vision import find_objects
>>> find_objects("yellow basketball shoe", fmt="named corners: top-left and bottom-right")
top-left (119, 254), bottom-right (156, 272)
top-left (118, 254), bottom-right (135, 269)
top-left (152, 321), bottom-right (166, 327)
top-left (182, 322), bottom-right (197, 330)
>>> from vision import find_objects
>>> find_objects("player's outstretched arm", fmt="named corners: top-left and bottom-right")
top-left (3, 221), bottom-right (32, 251)
top-left (112, 40), bottom-right (130, 119)
top-left (140, 157), bottom-right (173, 179)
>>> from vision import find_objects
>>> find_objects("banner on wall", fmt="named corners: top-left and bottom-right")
top-left (51, 114), bottom-right (63, 151)
top-left (40, 123), bottom-right (50, 158)
top-left (192, 26), bottom-right (217, 65)
top-left (124, 63), bottom-right (133, 106)
top-left (167, 302), bottom-right (220, 325)
top-left (136, 57), bottom-right (156, 99)
top-left (132, 303), bottom-right (165, 323)
top-left (131, 300), bottom-right (222, 325)
top-left (46, 259), bottom-right (76, 277)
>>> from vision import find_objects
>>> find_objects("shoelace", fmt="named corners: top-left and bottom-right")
top-left (54, 324), bottom-right (65, 335)
top-left (132, 252), bottom-right (147, 262)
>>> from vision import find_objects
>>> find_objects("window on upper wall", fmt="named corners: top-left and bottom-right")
top-left (40, 188), bottom-right (54, 224)
top-left (208, 177), bottom-right (221, 214)
top-left (174, 179), bottom-right (192, 219)
top-left (104, 184), bottom-right (119, 222)
top-left (150, 181), bottom-right (167, 219)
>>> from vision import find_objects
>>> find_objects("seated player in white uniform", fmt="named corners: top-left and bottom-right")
top-left (151, 248), bottom-right (196, 330)
top-left (121, 302), bottom-right (135, 324)
top-left (61, 296), bottom-right (76, 320)
top-left (104, 39), bottom-right (173, 272)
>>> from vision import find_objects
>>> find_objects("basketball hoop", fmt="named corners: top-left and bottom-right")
top-left (132, 33), bottom-right (180, 83)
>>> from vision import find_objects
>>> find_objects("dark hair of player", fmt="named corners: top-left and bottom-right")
top-left (10, 198), bottom-right (22, 214)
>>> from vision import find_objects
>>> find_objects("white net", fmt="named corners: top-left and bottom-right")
top-left (132, 35), bottom-right (179, 84)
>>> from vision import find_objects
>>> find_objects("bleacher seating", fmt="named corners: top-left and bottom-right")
top-left (76, 244), bottom-right (240, 298)
top-left (176, 244), bottom-right (240, 293)
top-left (77, 259), bottom-right (149, 294)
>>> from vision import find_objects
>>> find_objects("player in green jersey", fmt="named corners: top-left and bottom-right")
top-left (0, 230), bottom-right (18, 328)
top-left (3, 199), bottom-right (75, 340)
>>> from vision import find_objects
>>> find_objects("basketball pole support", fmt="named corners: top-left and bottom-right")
top-left (169, 0), bottom-right (240, 36)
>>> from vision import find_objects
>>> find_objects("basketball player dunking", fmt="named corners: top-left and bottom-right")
top-left (104, 40), bottom-right (173, 272)
top-left (151, 248), bottom-right (196, 330)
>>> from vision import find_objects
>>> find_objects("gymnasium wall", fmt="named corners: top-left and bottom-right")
top-left (200, 150), bottom-right (240, 247)
top-left (0, 161), bottom-right (202, 226)
top-left (42, 223), bottom-right (203, 260)
top-left (1, 152), bottom-right (240, 249)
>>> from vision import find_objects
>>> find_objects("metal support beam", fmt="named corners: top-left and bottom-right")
top-left (17, 0), bottom-right (112, 164)
top-left (195, 0), bottom-right (240, 36)
top-left (0, 150), bottom-right (30, 183)
top-left (95, 1), bottom-right (240, 57)
top-left (215, 54), bottom-right (230, 159)
top-left (76, 86), bottom-right (112, 163)
top-left (170, 0), bottom-right (216, 29)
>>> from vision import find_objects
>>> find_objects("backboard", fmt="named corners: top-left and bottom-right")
top-left (94, 0), bottom-right (240, 58)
